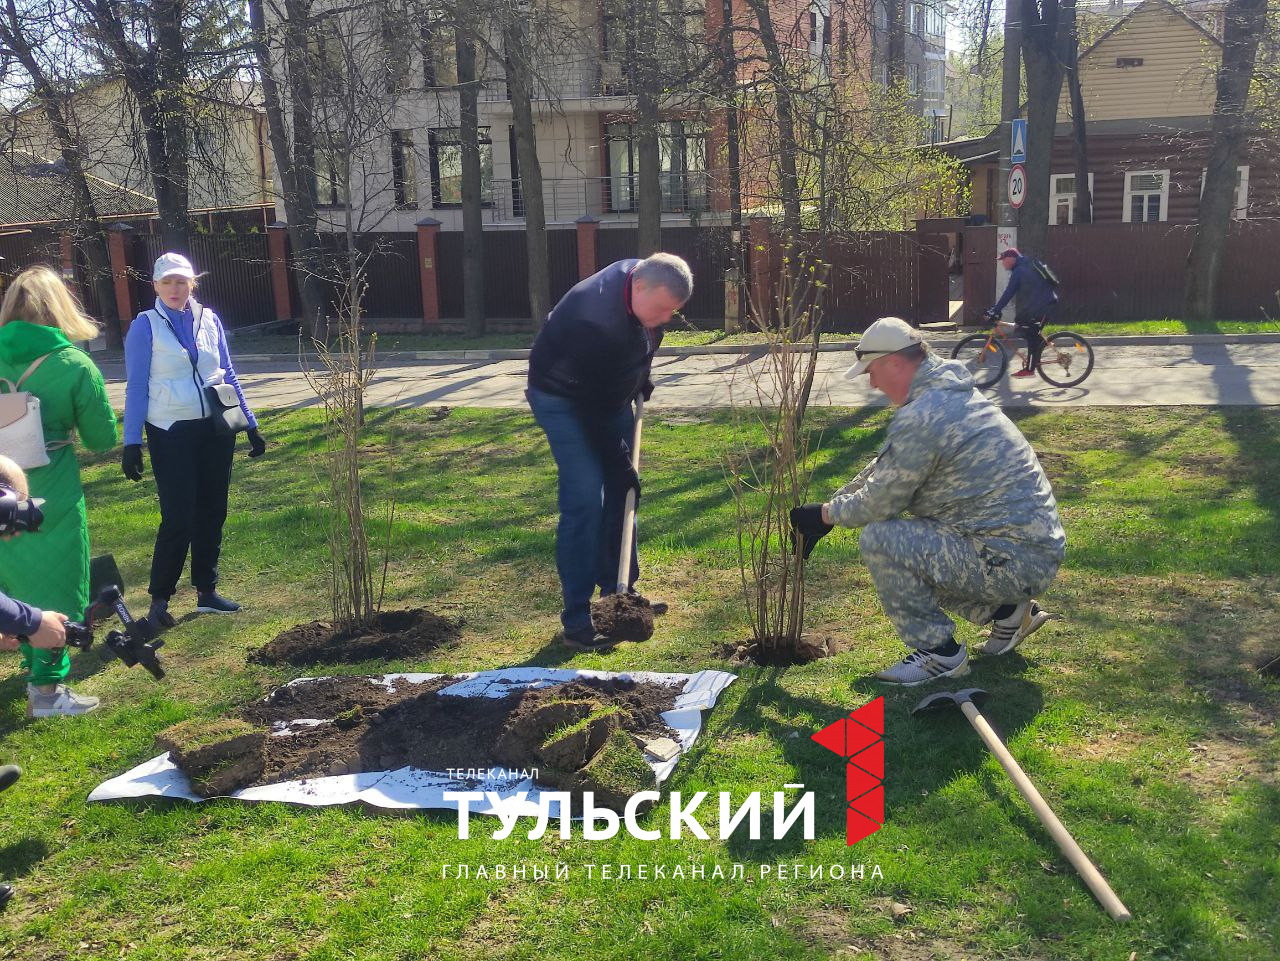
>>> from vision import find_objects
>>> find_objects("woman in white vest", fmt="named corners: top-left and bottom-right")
top-left (121, 253), bottom-right (266, 628)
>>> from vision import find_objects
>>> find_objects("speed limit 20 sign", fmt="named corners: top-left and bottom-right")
top-left (1008, 163), bottom-right (1027, 209)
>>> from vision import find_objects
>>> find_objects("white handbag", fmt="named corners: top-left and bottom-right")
top-left (0, 354), bottom-right (55, 470)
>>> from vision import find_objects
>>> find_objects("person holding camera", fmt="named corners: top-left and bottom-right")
top-left (0, 270), bottom-right (117, 716)
top-left (122, 253), bottom-right (266, 629)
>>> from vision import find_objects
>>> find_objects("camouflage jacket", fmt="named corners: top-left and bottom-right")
top-left (827, 354), bottom-right (1066, 556)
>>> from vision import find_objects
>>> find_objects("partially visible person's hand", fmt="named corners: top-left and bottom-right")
top-left (247, 428), bottom-right (266, 459)
top-left (122, 444), bottom-right (144, 482)
top-left (28, 611), bottom-right (68, 649)
top-left (0, 634), bottom-right (19, 652)
top-left (789, 504), bottom-right (834, 560)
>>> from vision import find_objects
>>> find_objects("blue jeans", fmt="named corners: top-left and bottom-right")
top-left (527, 387), bottom-right (639, 632)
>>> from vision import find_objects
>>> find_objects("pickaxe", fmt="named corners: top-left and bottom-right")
top-left (913, 688), bottom-right (1131, 922)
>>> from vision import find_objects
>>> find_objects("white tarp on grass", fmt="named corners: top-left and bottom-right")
top-left (88, 668), bottom-right (737, 815)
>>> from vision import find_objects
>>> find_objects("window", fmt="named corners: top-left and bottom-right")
top-left (604, 120), bottom-right (708, 214)
top-left (382, 6), bottom-right (414, 92)
top-left (906, 63), bottom-right (920, 94)
top-left (924, 60), bottom-right (944, 95)
top-left (428, 127), bottom-right (493, 207)
top-left (875, 63), bottom-right (888, 88)
top-left (313, 141), bottom-right (347, 207)
top-left (1200, 165), bottom-right (1250, 219)
top-left (809, 9), bottom-right (831, 45)
top-left (308, 24), bottom-right (345, 92)
top-left (1050, 173), bottom-right (1093, 224)
top-left (912, 3), bottom-right (944, 36)
top-left (391, 131), bottom-right (417, 208)
top-left (1123, 169), bottom-right (1168, 223)
top-left (422, 16), bottom-right (457, 87)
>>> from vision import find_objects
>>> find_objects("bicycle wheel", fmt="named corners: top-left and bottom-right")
top-left (951, 334), bottom-right (1009, 389)
top-left (1037, 332), bottom-right (1094, 387)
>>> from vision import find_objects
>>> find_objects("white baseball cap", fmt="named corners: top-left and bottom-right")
top-left (153, 252), bottom-right (196, 281)
top-left (844, 317), bottom-right (924, 378)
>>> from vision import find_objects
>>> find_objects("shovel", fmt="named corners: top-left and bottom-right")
top-left (912, 688), bottom-right (1131, 922)
top-left (590, 395), bottom-right (654, 642)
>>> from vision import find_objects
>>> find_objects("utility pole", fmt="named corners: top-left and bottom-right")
top-left (996, 0), bottom-right (1022, 298)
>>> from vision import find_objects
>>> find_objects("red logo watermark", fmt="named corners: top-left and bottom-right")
top-left (811, 697), bottom-right (884, 845)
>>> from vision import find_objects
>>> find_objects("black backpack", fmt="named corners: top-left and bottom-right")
top-left (1031, 258), bottom-right (1061, 288)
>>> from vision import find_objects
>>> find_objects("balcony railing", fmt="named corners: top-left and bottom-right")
top-left (479, 58), bottom-right (633, 102)
top-left (484, 173), bottom-right (712, 223)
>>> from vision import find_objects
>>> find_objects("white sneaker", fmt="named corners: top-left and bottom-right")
top-left (28, 684), bottom-right (100, 717)
top-left (979, 600), bottom-right (1057, 656)
top-left (875, 645), bottom-right (969, 686)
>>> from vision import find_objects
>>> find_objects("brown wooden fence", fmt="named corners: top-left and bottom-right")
top-left (1045, 220), bottom-right (1280, 322)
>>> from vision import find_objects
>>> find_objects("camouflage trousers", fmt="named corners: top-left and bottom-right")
top-left (860, 518), bottom-right (1062, 652)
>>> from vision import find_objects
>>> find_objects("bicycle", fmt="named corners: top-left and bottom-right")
top-left (950, 313), bottom-right (1095, 389)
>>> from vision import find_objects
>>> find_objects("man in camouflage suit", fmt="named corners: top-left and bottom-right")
top-left (790, 317), bottom-right (1064, 685)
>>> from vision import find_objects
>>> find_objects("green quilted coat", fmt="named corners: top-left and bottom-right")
top-left (0, 321), bottom-right (117, 685)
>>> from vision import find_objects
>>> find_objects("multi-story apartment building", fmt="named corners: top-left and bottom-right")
top-left (285, 0), bottom-right (871, 234)
top-left (869, 0), bottom-right (951, 140)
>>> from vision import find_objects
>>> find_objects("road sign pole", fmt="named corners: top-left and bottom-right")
top-left (996, 4), bottom-right (1023, 305)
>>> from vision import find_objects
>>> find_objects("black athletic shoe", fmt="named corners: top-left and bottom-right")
top-left (196, 592), bottom-right (242, 615)
top-left (148, 599), bottom-right (177, 630)
top-left (0, 883), bottom-right (13, 912)
top-left (0, 765), bottom-right (20, 793)
top-left (562, 626), bottom-right (616, 652)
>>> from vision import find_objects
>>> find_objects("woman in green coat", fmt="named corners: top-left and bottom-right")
top-left (0, 266), bottom-right (118, 717)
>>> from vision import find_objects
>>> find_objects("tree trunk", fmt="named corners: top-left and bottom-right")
top-left (1185, 0), bottom-right (1268, 321)
top-left (1018, 0), bottom-right (1073, 258)
top-left (1066, 27), bottom-right (1093, 224)
top-left (152, 0), bottom-right (190, 253)
top-left (503, 19), bottom-right (550, 324)
top-left (249, 0), bottom-right (328, 336)
top-left (456, 20), bottom-right (486, 334)
top-left (635, 0), bottom-right (662, 257)
top-left (886, 0), bottom-right (907, 84)
top-left (742, 0), bottom-right (801, 251)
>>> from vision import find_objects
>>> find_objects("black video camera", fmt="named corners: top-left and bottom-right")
top-left (0, 485), bottom-right (43, 535)
top-left (65, 584), bottom-right (166, 681)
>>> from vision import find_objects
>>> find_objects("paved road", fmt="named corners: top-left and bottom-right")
top-left (98, 341), bottom-right (1280, 412)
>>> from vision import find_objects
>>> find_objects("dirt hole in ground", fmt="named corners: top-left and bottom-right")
top-left (724, 634), bottom-right (838, 666)
top-left (249, 609), bottom-right (462, 666)
top-left (160, 675), bottom-right (682, 810)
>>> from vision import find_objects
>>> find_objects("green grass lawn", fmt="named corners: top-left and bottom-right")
top-left (2, 406), bottom-right (1278, 960)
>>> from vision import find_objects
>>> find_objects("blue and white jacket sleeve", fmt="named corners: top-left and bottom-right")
top-left (122, 314), bottom-right (153, 446)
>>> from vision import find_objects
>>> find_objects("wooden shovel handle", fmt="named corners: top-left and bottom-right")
top-left (614, 396), bottom-right (645, 593)
top-left (960, 701), bottom-right (1132, 922)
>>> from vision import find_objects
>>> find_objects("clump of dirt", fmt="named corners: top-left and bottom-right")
top-left (205, 675), bottom-right (682, 810)
top-left (155, 718), bottom-right (266, 797)
top-left (591, 593), bottom-right (655, 642)
top-left (725, 634), bottom-right (836, 666)
top-left (249, 609), bottom-right (462, 666)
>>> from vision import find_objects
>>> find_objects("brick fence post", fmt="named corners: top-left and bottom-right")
top-left (59, 232), bottom-right (76, 286)
top-left (416, 217), bottom-right (441, 326)
top-left (107, 223), bottom-right (137, 333)
top-left (266, 223), bottom-right (293, 322)
top-left (576, 215), bottom-right (599, 280)
top-left (748, 215), bottom-right (772, 320)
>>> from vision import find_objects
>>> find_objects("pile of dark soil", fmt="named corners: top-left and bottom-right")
top-left (249, 609), bottom-right (461, 667)
top-left (168, 675), bottom-right (682, 808)
top-left (591, 593), bottom-right (655, 642)
top-left (724, 634), bottom-right (836, 666)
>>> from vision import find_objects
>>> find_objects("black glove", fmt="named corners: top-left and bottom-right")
top-left (608, 440), bottom-right (641, 505)
top-left (640, 378), bottom-right (655, 402)
top-left (121, 444), bottom-right (144, 482)
top-left (247, 428), bottom-right (266, 458)
top-left (789, 504), bottom-right (833, 560)
top-left (983, 307), bottom-right (1002, 324)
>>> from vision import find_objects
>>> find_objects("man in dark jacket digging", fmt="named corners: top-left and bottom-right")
top-left (527, 253), bottom-right (693, 651)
